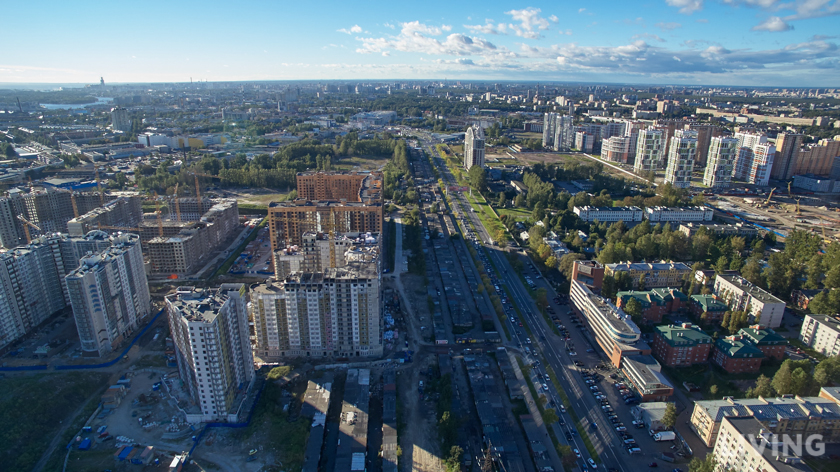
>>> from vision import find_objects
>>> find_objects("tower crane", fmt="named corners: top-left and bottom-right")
top-left (17, 215), bottom-right (41, 244)
top-left (71, 193), bottom-right (79, 218)
top-left (154, 192), bottom-right (163, 237)
top-left (190, 172), bottom-right (222, 201)
top-left (173, 183), bottom-right (182, 222)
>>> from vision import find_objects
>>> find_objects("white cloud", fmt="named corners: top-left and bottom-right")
top-left (356, 21), bottom-right (506, 56)
top-left (464, 21), bottom-right (508, 35)
top-left (505, 7), bottom-right (553, 39)
top-left (578, 8), bottom-right (586, 13)
top-left (549, 15), bottom-right (559, 22)
top-left (656, 21), bottom-right (683, 30)
top-left (383, 22), bottom-right (395, 29)
top-left (666, 0), bottom-right (704, 14)
top-left (441, 24), bottom-right (452, 31)
top-left (563, 30), bottom-right (573, 35)
top-left (696, 18), bottom-right (709, 23)
top-left (634, 33), bottom-right (667, 42)
top-left (338, 25), bottom-right (363, 34)
top-left (752, 16), bottom-right (793, 31)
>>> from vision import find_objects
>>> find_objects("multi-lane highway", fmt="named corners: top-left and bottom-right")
top-left (424, 137), bottom-right (635, 472)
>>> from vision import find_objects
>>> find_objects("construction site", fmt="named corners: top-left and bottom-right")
top-left (708, 182), bottom-right (840, 243)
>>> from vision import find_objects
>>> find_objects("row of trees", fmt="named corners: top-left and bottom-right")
top-left (746, 357), bottom-right (840, 398)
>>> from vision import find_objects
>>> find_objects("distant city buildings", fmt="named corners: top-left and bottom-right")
top-left (110, 107), bottom-right (130, 132)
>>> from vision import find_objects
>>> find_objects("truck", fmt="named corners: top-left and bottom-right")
top-left (653, 431), bottom-right (676, 442)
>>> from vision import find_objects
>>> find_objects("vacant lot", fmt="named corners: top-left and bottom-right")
top-left (513, 152), bottom-right (584, 165)
top-left (0, 372), bottom-right (110, 471)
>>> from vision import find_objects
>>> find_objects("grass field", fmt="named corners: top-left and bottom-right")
top-left (241, 193), bottom-right (291, 205)
top-left (0, 372), bottom-right (110, 472)
top-left (496, 207), bottom-right (531, 221)
top-left (335, 155), bottom-right (390, 170)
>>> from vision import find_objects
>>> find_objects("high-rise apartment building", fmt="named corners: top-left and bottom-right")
top-left (634, 129), bottom-right (665, 174)
top-left (600, 136), bottom-right (631, 164)
top-left (544, 113), bottom-right (574, 151)
top-left (713, 416), bottom-right (812, 472)
top-left (166, 284), bottom-right (255, 423)
top-left (65, 233), bottom-right (150, 356)
top-left (273, 231), bottom-right (379, 279)
top-left (268, 200), bottom-right (383, 249)
top-left (0, 231), bottom-right (118, 350)
top-left (0, 188), bottom-right (105, 248)
top-left (793, 138), bottom-right (840, 177)
top-left (542, 112), bottom-right (558, 148)
top-left (67, 196), bottom-right (143, 236)
top-left (734, 132), bottom-right (776, 186)
top-left (464, 125), bottom-right (485, 171)
top-left (687, 123), bottom-right (721, 167)
top-left (664, 130), bottom-right (697, 188)
top-left (703, 137), bottom-right (739, 188)
top-left (110, 107), bottom-right (131, 132)
top-left (252, 250), bottom-right (382, 360)
top-left (770, 133), bottom-right (804, 181)
top-left (295, 172), bottom-right (383, 203)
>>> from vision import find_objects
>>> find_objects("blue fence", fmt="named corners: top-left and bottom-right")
top-left (0, 308), bottom-right (165, 372)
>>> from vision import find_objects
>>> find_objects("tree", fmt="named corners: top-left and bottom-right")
top-left (809, 289), bottom-right (840, 315)
top-left (661, 402), bottom-right (677, 429)
top-left (497, 191), bottom-right (506, 207)
top-left (545, 255), bottom-right (558, 269)
top-left (444, 445), bottom-right (463, 472)
top-left (557, 253), bottom-right (584, 279)
top-left (623, 297), bottom-right (644, 322)
top-left (542, 408), bottom-right (559, 425)
top-left (709, 385), bottom-right (719, 396)
top-left (746, 374), bottom-right (775, 398)
top-left (469, 165), bottom-right (487, 191)
top-left (713, 255), bottom-right (729, 274)
top-left (814, 357), bottom-right (840, 387)
top-left (688, 453), bottom-right (717, 472)
top-left (602, 275), bottom-right (618, 300)
top-left (741, 257), bottom-right (764, 287)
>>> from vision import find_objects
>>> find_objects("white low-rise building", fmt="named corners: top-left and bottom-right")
top-left (714, 274), bottom-right (786, 328)
top-left (645, 206), bottom-right (714, 223)
top-left (799, 314), bottom-right (840, 357)
top-left (573, 206), bottom-right (644, 223)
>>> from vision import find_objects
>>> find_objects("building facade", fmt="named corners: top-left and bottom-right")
top-left (734, 132), bottom-right (776, 186)
top-left (573, 206), bottom-right (644, 223)
top-left (739, 325), bottom-right (787, 360)
top-left (714, 416), bottom-right (812, 472)
top-left (604, 262), bottom-right (692, 289)
top-left (690, 294), bottom-right (730, 324)
top-left (634, 129), bottom-right (665, 173)
top-left (799, 314), bottom-right (840, 357)
top-left (714, 274), bottom-right (786, 328)
top-left (464, 125), bottom-right (486, 171)
top-left (645, 206), bottom-right (713, 223)
top-left (652, 323), bottom-right (712, 367)
top-left (770, 133), bottom-right (805, 181)
top-left (295, 172), bottom-right (382, 203)
top-left (620, 354), bottom-right (674, 401)
top-left (711, 335), bottom-right (764, 374)
top-left (571, 260), bottom-right (605, 293)
top-left (664, 130), bottom-right (698, 189)
top-left (65, 233), bottom-right (150, 356)
top-left (703, 136), bottom-right (739, 188)
top-left (601, 135), bottom-right (632, 164)
top-left (166, 284), bottom-right (255, 423)
top-left (678, 223), bottom-right (758, 239)
top-left (268, 200), bottom-right (383, 249)
top-left (616, 288), bottom-right (687, 324)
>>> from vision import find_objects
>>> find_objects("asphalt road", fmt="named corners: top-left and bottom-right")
top-left (426, 136), bottom-right (635, 472)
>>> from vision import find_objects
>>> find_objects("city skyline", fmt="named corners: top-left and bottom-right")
top-left (1, 0), bottom-right (839, 87)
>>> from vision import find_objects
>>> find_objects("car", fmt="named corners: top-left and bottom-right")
top-left (559, 405), bottom-right (566, 413)
top-left (586, 348), bottom-right (595, 353)
top-left (566, 432), bottom-right (573, 441)
top-left (616, 426), bottom-right (626, 432)
top-left (588, 458), bottom-right (597, 468)
top-left (573, 449), bottom-right (581, 458)
top-left (542, 383), bottom-right (549, 391)
top-left (559, 420), bottom-right (565, 426)
top-left (648, 462), bottom-right (658, 468)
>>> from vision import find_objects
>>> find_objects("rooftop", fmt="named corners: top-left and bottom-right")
top-left (739, 326), bottom-right (787, 346)
top-left (623, 354), bottom-right (674, 390)
top-left (606, 261), bottom-right (692, 272)
top-left (697, 394), bottom-right (840, 423)
top-left (722, 416), bottom-right (814, 472)
top-left (717, 274), bottom-right (784, 305)
top-left (575, 205), bottom-right (643, 212)
top-left (575, 280), bottom-right (641, 339)
top-left (691, 294), bottom-right (729, 311)
top-left (655, 323), bottom-right (713, 346)
top-left (166, 284), bottom-right (244, 324)
top-left (269, 199), bottom-right (382, 208)
top-left (804, 314), bottom-right (840, 334)
top-left (715, 335), bottom-right (765, 359)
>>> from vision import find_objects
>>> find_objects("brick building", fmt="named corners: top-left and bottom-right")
top-left (616, 288), bottom-right (687, 324)
top-left (295, 171), bottom-right (382, 203)
top-left (690, 294), bottom-right (730, 324)
top-left (712, 335), bottom-right (764, 374)
top-left (268, 200), bottom-right (383, 249)
top-left (738, 325), bottom-right (787, 361)
top-left (571, 260), bottom-right (605, 293)
top-left (652, 323), bottom-right (713, 367)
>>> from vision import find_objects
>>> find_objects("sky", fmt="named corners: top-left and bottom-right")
top-left (1, 0), bottom-right (839, 87)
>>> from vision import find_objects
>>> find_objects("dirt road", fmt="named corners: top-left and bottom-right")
top-left (398, 356), bottom-right (443, 472)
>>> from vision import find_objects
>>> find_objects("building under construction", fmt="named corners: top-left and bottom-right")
top-left (0, 187), bottom-right (106, 248)
top-left (146, 199), bottom-right (239, 275)
top-left (67, 196), bottom-right (144, 236)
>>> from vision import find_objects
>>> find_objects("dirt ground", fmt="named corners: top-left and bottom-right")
top-left (398, 355), bottom-right (444, 472)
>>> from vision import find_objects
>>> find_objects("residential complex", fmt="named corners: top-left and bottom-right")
top-left (600, 135), bottom-right (631, 164)
top-left (570, 280), bottom-right (645, 368)
top-left (677, 223), bottom-right (758, 238)
top-left (66, 233), bottom-right (150, 356)
top-left (712, 334), bottom-right (764, 374)
top-left (542, 112), bottom-right (573, 151)
top-left (272, 231), bottom-right (379, 279)
top-left (616, 288), bottom-right (687, 324)
top-left (644, 206), bottom-right (713, 223)
top-left (0, 187), bottom-right (104, 248)
top-left (66, 196), bottom-right (144, 236)
top-left (734, 132), bottom-right (776, 186)
top-left (799, 314), bottom-right (840, 357)
top-left (652, 323), bottom-right (713, 367)
top-left (604, 261), bottom-right (692, 289)
top-left (689, 294), bottom-right (730, 324)
top-left (713, 416), bottom-right (812, 472)
top-left (295, 171), bottom-right (383, 203)
top-left (633, 129), bottom-right (664, 173)
top-left (165, 284), bottom-right (255, 423)
top-left (146, 199), bottom-right (240, 275)
top-left (573, 206), bottom-right (643, 223)
top-left (664, 130), bottom-right (697, 189)
top-left (714, 274), bottom-right (786, 328)
top-left (689, 389), bottom-right (840, 447)
top-left (464, 125), bottom-right (485, 171)
top-left (738, 325), bottom-right (787, 360)
top-left (703, 136), bottom-right (739, 188)
top-left (770, 132), bottom-right (805, 181)
top-left (251, 253), bottom-right (382, 360)
top-left (268, 200), bottom-right (383, 249)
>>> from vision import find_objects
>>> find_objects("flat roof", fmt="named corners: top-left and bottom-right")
top-left (717, 274), bottom-right (784, 305)
top-left (722, 416), bottom-right (818, 472)
top-left (607, 261), bottom-right (692, 272)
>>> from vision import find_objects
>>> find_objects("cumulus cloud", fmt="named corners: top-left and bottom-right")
top-left (656, 21), bottom-right (683, 30)
top-left (505, 7), bottom-right (553, 39)
top-left (752, 16), bottom-right (793, 31)
top-left (356, 21), bottom-right (505, 56)
top-left (383, 22), bottom-right (395, 29)
top-left (338, 25), bottom-right (363, 34)
top-left (634, 33), bottom-right (667, 42)
top-left (578, 8), bottom-right (586, 13)
top-left (464, 20), bottom-right (508, 35)
top-left (666, 0), bottom-right (704, 14)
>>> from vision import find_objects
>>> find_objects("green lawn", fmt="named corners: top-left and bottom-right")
top-left (497, 207), bottom-right (531, 221)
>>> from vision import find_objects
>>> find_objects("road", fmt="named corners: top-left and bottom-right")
top-left (425, 136), bottom-right (633, 472)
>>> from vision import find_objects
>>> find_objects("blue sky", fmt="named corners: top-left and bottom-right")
top-left (1, 0), bottom-right (839, 86)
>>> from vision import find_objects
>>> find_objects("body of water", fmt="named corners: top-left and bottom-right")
top-left (40, 97), bottom-right (114, 110)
